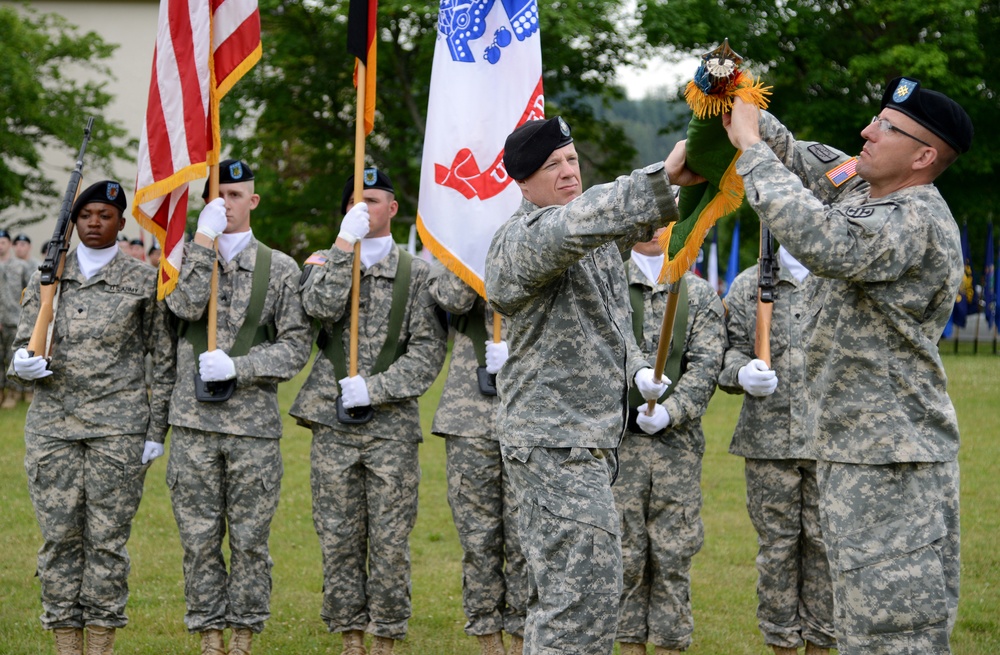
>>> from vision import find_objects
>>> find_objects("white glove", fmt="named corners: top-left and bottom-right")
top-left (338, 202), bottom-right (370, 245)
top-left (636, 402), bottom-right (671, 434)
top-left (196, 197), bottom-right (228, 240)
top-left (198, 349), bottom-right (236, 381)
top-left (339, 375), bottom-right (371, 408)
top-left (12, 348), bottom-right (53, 380)
top-left (738, 358), bottom-right (778, 397)
top-left (141, 441), bottom-right (164, 464)
top-left (634, 367), bottom-right (670, 401)
top-left (484, 340), bottom-right (509, 374)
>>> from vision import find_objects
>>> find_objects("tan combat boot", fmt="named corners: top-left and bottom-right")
top-left (84, 626), bottom-right (116, 655)
top-left (619, 643), bottom-right (646, 655)
top-left (507, 634), bottom-right (523, 655)
top-left (804, 643), bottom-right (829, 655)
top-left (201, 629), bottom-right (226, 655)
top-left (369, 636), bottom-right (394, 655)
top-left (653, 647), bottom-right (681, 655)
top-left (229, 627), bottom-right (253, 655)
top-left (53, 627), bottom-right (84, 655)
top-left (342, 629), bottom-right (367, 655)
top-left (477, 632), bottom-right (506, 655)
top-left (772, 647), bottom-right (798, 655)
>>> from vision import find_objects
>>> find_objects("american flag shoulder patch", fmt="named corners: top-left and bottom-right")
top-left (304, 253), bottom-right (328, 266)
top-left (826, 158), bottom-right (858, 187)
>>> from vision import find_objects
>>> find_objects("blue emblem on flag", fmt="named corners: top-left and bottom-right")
top-left (439, 0), bottom-right (538, 65)
top-left (893, 78), bottom-right (917, 103)
top-left (229, 161), bottom-right (244, 180)
top-left (106, 182), bottom-right (120, 201)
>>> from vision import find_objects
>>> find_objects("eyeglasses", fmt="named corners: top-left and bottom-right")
top-left (870, 116), bottom-right (933, 148)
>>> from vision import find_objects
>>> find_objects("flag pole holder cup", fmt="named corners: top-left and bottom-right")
top-left (476, 366), bottom-right (498, 396)
top-left (337, 397), bottom-right (375, 424)
top-left (195, 372), bottom-right (236, 403)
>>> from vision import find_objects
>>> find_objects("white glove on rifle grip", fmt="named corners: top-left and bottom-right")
top-left (12, 348), bottom-right (53, 380)
top-left (738, 358), bottom-right (778, 397)
top-left (196, 198), bottom-right (228, 240)
top-left (338, 202), bottom-right (370, 245)
top-left (198, 350), bottom-right (236, 382)
top-left (484, 340), bottom-right (509, 374)
top-left (634, 366), bottom-right (669, 401)
top-left (339, 375), bottom-right (371, 409)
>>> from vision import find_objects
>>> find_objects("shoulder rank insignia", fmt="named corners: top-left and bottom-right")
top-left (807, 143), bottom-right (838, 163)
top-left (825, 158), bottom-right (857, 187)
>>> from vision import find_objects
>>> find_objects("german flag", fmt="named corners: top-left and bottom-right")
top-left (348, 0), bottom-right (377, 135)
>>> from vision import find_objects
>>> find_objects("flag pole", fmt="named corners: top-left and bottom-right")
top-left (645, 283), bottom-right (681, 416)
top-left (206, 164), bottom-right (221, 352)
top-left (350, 61), bottom-right (367, 378)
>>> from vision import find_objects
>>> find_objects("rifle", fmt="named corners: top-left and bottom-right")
top-left (755, 224), bottom-right (779, 367)
top-left (27, 117), bottom-right (95, 358)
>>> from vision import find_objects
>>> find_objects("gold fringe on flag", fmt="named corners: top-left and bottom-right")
top-left (683, 71), bottom-right (772, 120)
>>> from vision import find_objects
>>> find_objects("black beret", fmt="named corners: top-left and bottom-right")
top-left (71, 180), bottom-right (128, 221)
top-left (341, 167), bottom-right (395, 214)
top-left (201, 158), bottom-right (255, 200)
top-left (13, 233), bottom-right (30, 244)
top-left (881, 77), bottom-right (973, 154)
top-left (0, 229), bottom-right (10, 240)
top-left (129, 238), bottom-right (144, 247)
top-left (503, 116), bottom-right (574, 181)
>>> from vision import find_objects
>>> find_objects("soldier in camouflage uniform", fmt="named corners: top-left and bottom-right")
top-left (290, 169), bottom-right (447, 655)
top-left (9, 181), bottom-right (176, 655)
top-left (721, 78), bottom-right (971, 654)
top-left (615, 232), bottom-right (725, 655)
top-left (165, 160), bottom-right (312, 655)
top-left (484, 117), bottom-right (702, 655)
top-left (718, 249), bottom-right (835, 655)
top-left (1, 228), bottom-right (34, 408)
top-left (429, 266), bottom-right (526, 655)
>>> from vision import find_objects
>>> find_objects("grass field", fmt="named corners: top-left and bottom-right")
top-left (0, 348), bottom-right (997, 654)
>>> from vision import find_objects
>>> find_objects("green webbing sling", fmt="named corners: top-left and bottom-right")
top-left (183, 244), bottom-right (275, 357)
top-left (448, 296), bottom-right (489, 368)
top-left (626, 263), bottom-right (688, 408)
top-left (322, 249), bottom-right (413, 379)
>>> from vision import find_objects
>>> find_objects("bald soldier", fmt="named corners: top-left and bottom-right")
top-left (484, 117), bottom-right (703, 655)
top-left (166, 159), bottom-right (312, 655)
top-left (721, 78), bottom-right (972, 654)
top-left (10, 181), bottom-right (175, 655)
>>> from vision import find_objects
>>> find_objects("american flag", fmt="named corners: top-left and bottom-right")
top-left (825, 157), bottom-right (858, 187)
top-left (132, 0), bottom-right (261, 298)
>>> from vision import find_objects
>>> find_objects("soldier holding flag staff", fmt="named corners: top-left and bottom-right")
top-left (165, 159), bottom-right (312, 655)
top-left (484, 116), bottom-right (704, 655)
top-left (721, 78), bottom-right (972, 654)
top-left (290, 169), bottom-right (447, 655)
top-left (9, 181), bottom-right (176, 655)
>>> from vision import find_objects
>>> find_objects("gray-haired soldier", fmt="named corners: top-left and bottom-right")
top-left (10, 181), bottom-right (176, 655)
top-left (484, 116), bottom-right (703, 655)
top-left (429, 267), bottom-right (526, 655)
top-left (722, 78), bottom-right (972, 654)
top-left (166, 160), bottom-right (313, 655)
top-left (718, 247), bottom-right (835, 655)
top-left (290, 169), bottom-right (447, 655)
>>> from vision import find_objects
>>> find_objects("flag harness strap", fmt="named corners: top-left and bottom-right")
top-left (627, 263), bottom-right (688, 409)
top-left (448, 296), bottom-right (490, 368)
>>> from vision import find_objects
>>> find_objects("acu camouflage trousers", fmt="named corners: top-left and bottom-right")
top-left (24, 432), bottom-right (148, 629)
top-left (816, 459), bottom-right (960, 655)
